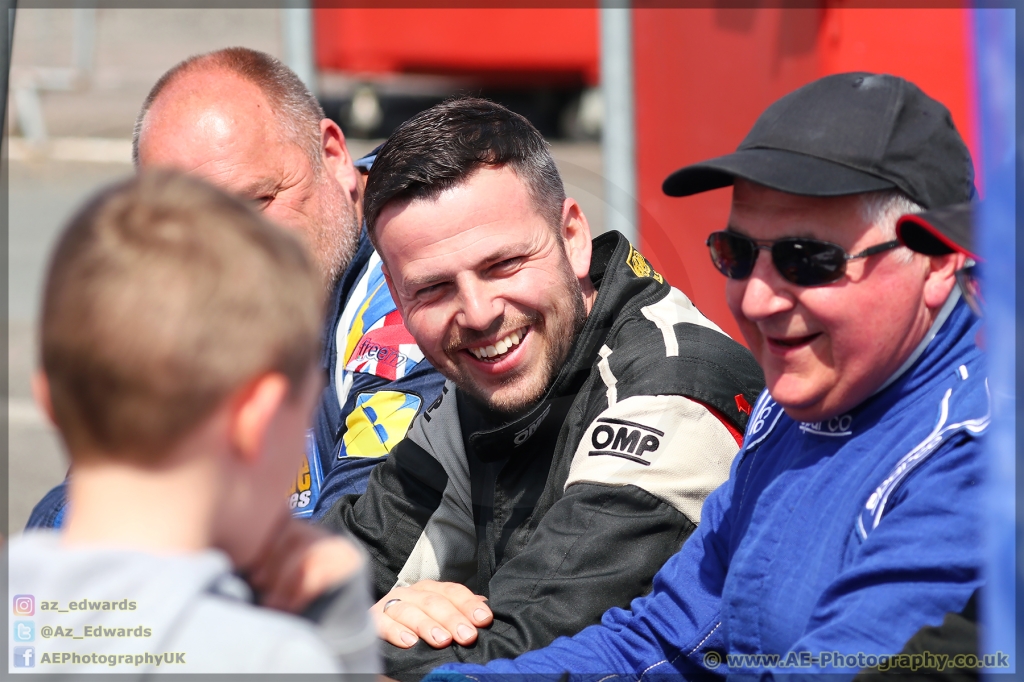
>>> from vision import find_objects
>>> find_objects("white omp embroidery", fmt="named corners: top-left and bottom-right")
top-left (514, 404), bottom-right (551, 447)
top-left (862, 382), bottom-right (991, 534)
top-left (799, 413), bottom-right (854, 437)
top-left (597, 345), bottom-right (618, 406)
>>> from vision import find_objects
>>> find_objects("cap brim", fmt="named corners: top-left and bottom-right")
top-left (897, 212), bottom-right (978, 261)
top-left (663, 148), bottom-right (896, 198)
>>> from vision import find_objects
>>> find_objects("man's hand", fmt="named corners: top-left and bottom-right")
top-left (372, 580), bottom-right (493, 649)
top-left (246, 516), bottom-right (364, 613)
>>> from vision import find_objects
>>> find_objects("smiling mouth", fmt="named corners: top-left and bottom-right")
top-left (768, 333), bottom-right (821, 348)
top-left (466, 326), bottom-right (529, 362)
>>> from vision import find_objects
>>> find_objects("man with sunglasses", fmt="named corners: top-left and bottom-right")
top-left (425, 73), bottom-right (988, 679)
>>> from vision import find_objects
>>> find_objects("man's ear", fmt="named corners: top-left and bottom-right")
top-left (320, 119), bottom-right (361, 209)
top-left (560, 198), bottom-right (593, 280)
top-left (923, 252), bottom-right (965, 309)
top-left (31, 370), bottom-right (57, 427)
top-left (229, 374), bottom-right (290, 464)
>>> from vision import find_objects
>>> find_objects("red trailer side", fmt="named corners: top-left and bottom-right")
top-left (313, 8), bottom-right (599, 87)
top-left (634, 7), bottom-right (976, 342)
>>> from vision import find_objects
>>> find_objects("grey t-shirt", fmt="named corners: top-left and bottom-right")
top-left (8, 531), bottom-right (379, 675)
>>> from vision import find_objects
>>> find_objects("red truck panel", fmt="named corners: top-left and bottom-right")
top-left (634, 7), bottom-right (976, 343)
top-left (313, 8), bottom-right (599, 86)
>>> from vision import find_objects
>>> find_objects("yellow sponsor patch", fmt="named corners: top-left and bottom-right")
top-left (288, 454), bottom-right (314, 512)
top-left (626, 244), bottom-right (664, 283)
top-left (342, 391), bottom-right (423, 458)
top-left (290, 458), bottom-right (312, 494)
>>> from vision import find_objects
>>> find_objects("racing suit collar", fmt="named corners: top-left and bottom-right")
top-left (465, 232), bottom-right (667, 462)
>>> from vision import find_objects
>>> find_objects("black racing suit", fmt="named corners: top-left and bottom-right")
top-left (319, 231), bottom-right (765, 677)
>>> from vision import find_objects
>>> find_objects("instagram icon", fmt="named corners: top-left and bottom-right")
top-left (13, 595), bottom-right (34, 616)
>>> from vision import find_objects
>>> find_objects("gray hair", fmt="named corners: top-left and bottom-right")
top-left (132, 47), bottom-right (325, 172)
top-left (859, 189), bottom-right (924, 264)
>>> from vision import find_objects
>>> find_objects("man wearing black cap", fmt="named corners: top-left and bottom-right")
top-left (427, 73), bottom-right (990, 679)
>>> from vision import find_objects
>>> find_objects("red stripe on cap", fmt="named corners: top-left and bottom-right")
top-left (897, 215), bottom-right (981, 261)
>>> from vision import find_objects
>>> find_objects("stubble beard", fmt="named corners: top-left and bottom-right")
top-left (445, 251), bottom-right (589, 417)
top-left (309, 171), bottom-right (360, 296)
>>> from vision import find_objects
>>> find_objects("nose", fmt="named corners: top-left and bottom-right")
top-left (456, 275), bottom-right (503, 331)
top-left (733, 249), bottom-right (796, 322)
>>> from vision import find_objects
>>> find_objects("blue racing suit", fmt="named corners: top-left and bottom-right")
top-left (26, 227), bottom-right (444, 528)
top-left (301, 229), bottom-right (445, 518)
top-left (427, 294), bottom-right (988, 681)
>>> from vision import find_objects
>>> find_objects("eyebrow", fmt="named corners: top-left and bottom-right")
top-left (402, 242), bottom-right (529, 290)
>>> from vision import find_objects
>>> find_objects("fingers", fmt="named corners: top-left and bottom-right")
top-left (411, 580), bottom-right (493, 628)
top-left (374, 598), bottom-right (451, 649)
top-left (371, 582), bottom-right (491, 650)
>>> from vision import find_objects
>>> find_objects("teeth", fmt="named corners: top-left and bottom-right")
top-left (468, 327), bottom-right (527, 361)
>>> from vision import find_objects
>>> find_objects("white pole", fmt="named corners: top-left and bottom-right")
top-left (281, 3), bottom-right (316, 95)
top-left (600, 4), bottom-right (637, 244)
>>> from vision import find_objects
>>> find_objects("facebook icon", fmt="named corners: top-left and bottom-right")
top-left (13, 646), bottom-right (35, 668)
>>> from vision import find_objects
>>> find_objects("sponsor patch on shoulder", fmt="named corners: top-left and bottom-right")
top-left (587, 417), bottom-right (664, 465)
top-left (346, 310), bottom-right (425, 381)
top-left (342, 390), bottom-right (422, 458)
top-left (626, 244), bottom-right (664, 283)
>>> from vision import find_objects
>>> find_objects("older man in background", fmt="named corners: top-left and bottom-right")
top-left (27, 47), bottom-right (444, 527)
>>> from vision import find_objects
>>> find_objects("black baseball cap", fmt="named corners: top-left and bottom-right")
top-left (897, 203), bottom-right (979, 261)
top-left (663, 73), bottom-right (975, 209)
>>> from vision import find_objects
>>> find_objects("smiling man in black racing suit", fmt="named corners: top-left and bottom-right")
top-left (311, 98), bottom-right (765, 677)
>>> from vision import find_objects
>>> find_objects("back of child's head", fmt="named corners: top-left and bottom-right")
top-left (41, 169), bottom-right (322, 462)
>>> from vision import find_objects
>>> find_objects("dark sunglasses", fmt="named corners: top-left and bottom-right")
top-left (706, 231), bottom-right (901, 287)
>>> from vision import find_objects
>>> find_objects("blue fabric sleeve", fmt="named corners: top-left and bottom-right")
top-left (427, 467), bottom-right (739, 680)
top-left (25, 478), bottom-right (69, 530)
top-left (745, 435), bottom-right (986, 680)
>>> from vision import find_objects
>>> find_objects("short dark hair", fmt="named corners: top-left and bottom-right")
top-left (133, 47), bottom-right (324, 170)
top-left (363, 97), bottom-right (566, 244)
top-left (42, 170), bottom-right (322, 461)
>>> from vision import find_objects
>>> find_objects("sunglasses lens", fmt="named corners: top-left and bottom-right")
top-left (772, 239), bottom-right (846, 286)
top-left (708, 232), bottom-right (757, 280)
top-left (956, 265), bottom-right (983, 317)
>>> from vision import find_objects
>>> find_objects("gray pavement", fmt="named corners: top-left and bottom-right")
top-left (6, 8), bottom-right (605, 534)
